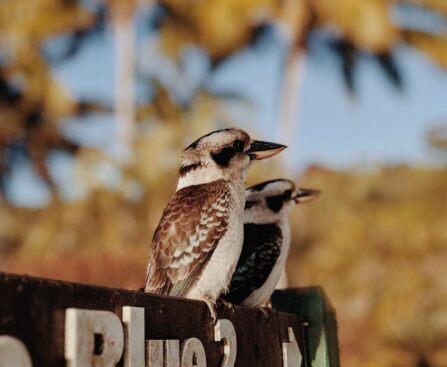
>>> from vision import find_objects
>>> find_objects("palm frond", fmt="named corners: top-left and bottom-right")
top-left (402, 30), bottom-right (447, 68)
top-left (397, 0), bottom-right (447, 17)
top-left (331, 39), bottom-right (358, 93)
top-left (375, 52), bottom-right (404, 90)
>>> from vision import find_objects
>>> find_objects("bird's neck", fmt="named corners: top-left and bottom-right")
top-left (176, 166), bottom-right (247, 191)
top-left (244, 209), bottom-right (287, 225)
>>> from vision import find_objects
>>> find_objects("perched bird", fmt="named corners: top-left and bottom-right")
top-left (145, 129), bottom-right (286, 318)
top-left (223, 179), bottom-right (320, 307)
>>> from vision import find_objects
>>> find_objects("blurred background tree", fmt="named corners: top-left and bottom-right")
top-left (0, 1), bottom-right (447, 367)
top-left (428, 124), bottom-right (447, 164)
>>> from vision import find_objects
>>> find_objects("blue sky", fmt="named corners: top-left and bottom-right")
top-left (54, 26), bottom-right (447, 169)
top-left (208, 31), bottom-right (447, 169)
top-left (6, 24), bottom-right (447, 206)
top-left (297, 47), bottom-right (447, 169)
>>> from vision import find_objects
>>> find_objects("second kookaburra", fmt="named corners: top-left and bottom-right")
top-left (223, 179), bottom-right (320, 307)
top-left (145, 129), bottom-right (286, 316)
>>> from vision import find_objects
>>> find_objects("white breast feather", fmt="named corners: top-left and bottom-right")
top-left (186, 181), bottom-right (245, 300)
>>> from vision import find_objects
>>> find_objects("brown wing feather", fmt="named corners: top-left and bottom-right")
top-left (145, 180), bottom-right (230, 297)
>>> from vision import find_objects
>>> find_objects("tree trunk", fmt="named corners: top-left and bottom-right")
top-left (112, 2), bottom-right (136, 164)
top-left (274, 0), bottom-right (309, 287)
top-left (273, 46), bottom-right (306, 290)
top-left (274, 0), bottom-right (309, 174)
top-left (276, 45), bottom-right (306, 174)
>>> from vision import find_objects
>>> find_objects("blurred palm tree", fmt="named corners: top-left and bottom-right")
top-left (1, 0), bottom-right (446, 196)
top-left (156, 0), bottom-right (447, 169)
top-left (0, 0), bottom-right (109, 195)
top-left (428, 124), bottom-right (447, 152)
top-left (109, 0), bottom-right (138, 163)
top-left (152, 0), bottom-right (447, 300)
top-left (427, 124), bottom-right (447, 165)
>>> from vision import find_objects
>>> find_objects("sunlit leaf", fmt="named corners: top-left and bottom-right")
top-left (313, 0), bottom-right (399, 53)
top-left (159, 0), bottom-right (278, 61)
top-left (402, 30), bottom-right (447, 68)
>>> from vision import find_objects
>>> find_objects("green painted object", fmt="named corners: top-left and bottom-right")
top-left (272, 287), bottom-right (340, 367)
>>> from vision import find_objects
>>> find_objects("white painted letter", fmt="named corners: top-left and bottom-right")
top-left (165, 340), bottom-right (180, 367)
top-left (214, 319), bottom-right (236, 367)
top-left (146, 340), bottom-right (163, 367)
top-left (181, 338), bottom-right (206, 367)
top-left (0, 336), bottom-right (32, 367)
top-left (122, 306), bottom-right (145, 367)
top-left (65, 308), bottom-right (124, 367)
top-left (282, 327), bottom-right (302, 367)
top-left (146, 340), bottom-right (183, 367)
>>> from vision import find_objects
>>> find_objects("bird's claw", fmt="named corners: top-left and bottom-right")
top-left (218, 298), bottom-right (234, 310)
top-left (263, 299), bottom-right (273, 309)
top-left (256, 306), bottom-right (271, 318)
top-left (201, 296), bottom-right (217, 323)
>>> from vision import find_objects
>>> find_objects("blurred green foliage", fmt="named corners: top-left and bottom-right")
top-left (289, 165), bottom-right (447, 367)
top-left (2, 164), bottom-right (447, 367)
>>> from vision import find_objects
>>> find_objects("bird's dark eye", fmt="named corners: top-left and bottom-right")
top-left (283, 190), bottom-right (292, 200)
top-left (266, 196), bottom-right (283, 213)
top-left (232, 139), bottom-right (244, 152)
top-left (245, 200), bottom-right (255, 210)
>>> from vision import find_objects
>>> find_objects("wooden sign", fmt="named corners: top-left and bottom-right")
top-left (0, 272), bottom-right (339, 367)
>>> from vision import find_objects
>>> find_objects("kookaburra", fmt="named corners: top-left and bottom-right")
top-left (145, 129), bottom-right (286, 318)
top-left (223, 179), bottom-right (320, 307)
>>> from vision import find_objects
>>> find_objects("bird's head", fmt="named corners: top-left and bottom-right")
top-left (177, 128), bottom-right (286, 189)
top-left (244, 179), bottom-right (321, 223)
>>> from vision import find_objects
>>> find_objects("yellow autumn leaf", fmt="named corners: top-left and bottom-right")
top-left (314, 0), bottom-right (399, 52)
top-left (0, 0), bottom-right (94, 43)
top-left (402, 30), bottom-right (447, 69)
top-left (159, 0), bottom-right (278, 60)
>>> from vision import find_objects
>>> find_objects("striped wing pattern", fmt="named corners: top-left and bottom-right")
top-left (145, 180), bottom-right (230, 297)
top-left (223, 223), bottom-right (282, 304)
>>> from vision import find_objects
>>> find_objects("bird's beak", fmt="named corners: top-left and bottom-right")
top-left (292, 188), bottom-right (321, 204)
top-left (244, 140), bottom-right (287, 160)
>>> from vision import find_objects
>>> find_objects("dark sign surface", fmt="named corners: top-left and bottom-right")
top-left (0, 272), bottom-right (315, 367)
